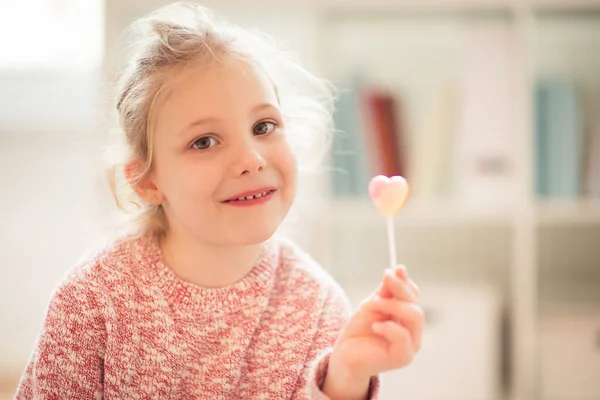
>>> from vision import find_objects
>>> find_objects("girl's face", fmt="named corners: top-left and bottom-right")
top-left (149, 58), bottom-right (298, 246)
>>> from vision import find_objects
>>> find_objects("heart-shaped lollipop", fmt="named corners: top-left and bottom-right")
top-left (368, 175), bottom-right (410, 271)
top-left (369, 175), bottom-right (410, 217)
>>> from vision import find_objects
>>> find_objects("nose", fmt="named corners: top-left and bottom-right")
top-left (232, 140), bottom-right (266, 176)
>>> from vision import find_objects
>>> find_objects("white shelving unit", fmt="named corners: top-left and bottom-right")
top-left (315, 2), bottom-right (600, 400)
top-left (317, 3), bottom-right (600, 400)
top-left (103, 1), bottom-right (600, 399)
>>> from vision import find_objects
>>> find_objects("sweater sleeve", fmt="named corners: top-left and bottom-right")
top-left (293, 280), bottom-right (380, 400)
top-left (14, 276), bottom-right (106, 400)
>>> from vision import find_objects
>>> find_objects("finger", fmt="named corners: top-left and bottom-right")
top-left (379, 266), bottom-right (419, 299)
top-left (377, 269), bottom-right (394, 299)
top-left (372, 321), bottom-right (415, 366)
top-left (372, 320), bottom-right (411, 346)
top-left (394, 265), bottom-right (420, 299)
top-left (381, 270), bottom-right (417, 302)
top-left (365, 298), bottom-right (424, 352)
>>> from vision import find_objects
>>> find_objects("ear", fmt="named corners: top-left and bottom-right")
top-left (125, 159), bottom-right (163, 206)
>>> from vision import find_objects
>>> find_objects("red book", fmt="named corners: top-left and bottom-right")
top-left (359, 87), bottom-right (404, 177)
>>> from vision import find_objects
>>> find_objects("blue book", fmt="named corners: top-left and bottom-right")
top-left (547, 80), bottom-right (583, 198)
top-left (330, 94), bottom-right (354, 196)
top-left (331, 75), bottom-right (370, 197)
top-left (535, 82), bottom-right (549, 197)
top-left (535, 79), bottom-right (583, 198)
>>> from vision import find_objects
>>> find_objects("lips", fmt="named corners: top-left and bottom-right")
top-left (223, 187), bottom-right (277, 202)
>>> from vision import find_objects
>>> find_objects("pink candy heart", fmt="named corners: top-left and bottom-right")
top-left (368, 175), bottom-right (410, 217)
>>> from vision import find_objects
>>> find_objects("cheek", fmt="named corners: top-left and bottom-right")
top-left (156, 156), bottom-right (220, 204)
top-left (181, 161), bottom-right (222, 203)
top-left (275, 142), bottom-right (298, 185)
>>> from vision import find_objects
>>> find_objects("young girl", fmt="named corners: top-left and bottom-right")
top-left (15, 2), bottom-right (423, 399)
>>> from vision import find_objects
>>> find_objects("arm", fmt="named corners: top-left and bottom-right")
top-left (293, 281), bottom-right (380, 400)
top-left (14, 277), bottom-right (107, 399)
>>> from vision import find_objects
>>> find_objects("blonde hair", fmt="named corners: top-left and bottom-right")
top-left (106, 2), bottom-right (336, 239)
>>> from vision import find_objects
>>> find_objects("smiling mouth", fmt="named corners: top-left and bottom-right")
top-left (225, 190), bottom-right (274, 202)
top-left (222, 188), bottom-right (277, 205)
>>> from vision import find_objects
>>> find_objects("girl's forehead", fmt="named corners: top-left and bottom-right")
top-left (153, 58), bottom-right (279, 134)
top-left (168, 58), bottom-right (276, 105)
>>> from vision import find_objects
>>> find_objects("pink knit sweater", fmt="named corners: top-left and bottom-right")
top-left (15, 234), bottom-right (379, 399)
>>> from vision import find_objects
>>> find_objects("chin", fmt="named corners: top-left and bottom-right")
top-left (229, 217), bottom-right (281, 245)
top-left (236, 225), bottom-right (277, 245)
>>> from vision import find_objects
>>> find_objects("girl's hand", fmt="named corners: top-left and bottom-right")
top-left (323, 265), bottom-right (424, 399)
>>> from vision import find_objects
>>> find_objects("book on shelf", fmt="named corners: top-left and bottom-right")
top-left (359, 87), bottom-right (406, 178)
top-left (330, 74), bottom-right (370, 197)
top-left (586, 122), bottom-right (600, 198)
top-left (534, 79), bottom-right (600, 199)
top-left (583, 89), bottom-right (600, 198)
top-left (411, 83), bottom-right (457, 200)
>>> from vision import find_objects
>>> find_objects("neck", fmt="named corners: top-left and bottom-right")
top-left (159, 229), bottom-right (265, 289)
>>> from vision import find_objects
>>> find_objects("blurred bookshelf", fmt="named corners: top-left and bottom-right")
top-left (313, 1), bottom-right (600, 400)
top-left (101, 1), bottom-right (600, 399)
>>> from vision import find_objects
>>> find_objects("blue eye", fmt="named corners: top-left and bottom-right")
top-left (192, 136), bottom-right (219, 150)
top-left (253, 121), bottom-right (276, 136)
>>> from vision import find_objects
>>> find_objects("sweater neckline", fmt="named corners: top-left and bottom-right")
top-left (136, 234), bottom-right (279, 315)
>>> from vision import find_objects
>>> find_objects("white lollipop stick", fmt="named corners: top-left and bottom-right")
top-left (386, 217), bottom-right (397, 270)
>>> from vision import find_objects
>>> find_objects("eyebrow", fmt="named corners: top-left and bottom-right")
top-left (180, 103), bottom-right (279, 134)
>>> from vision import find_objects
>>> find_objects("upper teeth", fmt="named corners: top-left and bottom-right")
top-left (236, 191), bottom-right (269, 201)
